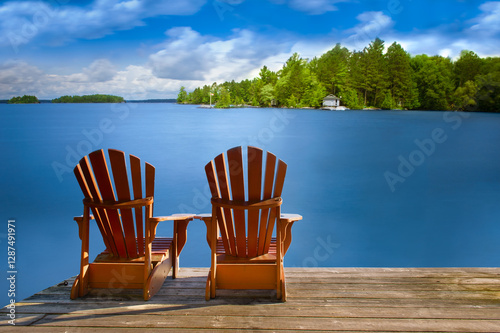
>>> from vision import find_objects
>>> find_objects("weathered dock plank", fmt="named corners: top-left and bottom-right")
top-left (1, 268), bottom-right (499, 332)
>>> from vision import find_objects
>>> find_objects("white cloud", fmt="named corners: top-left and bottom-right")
top-left (149, 27), bottom-right (215, 81)
top-left (0, 60), bottom-right (43, 85)
top-left (0, 60), bottom-right (48, 98)
top-left (148, 27), bottom-right (293, 82)
top-left (342, 11), bottom-right (394, 50)
top-left (83, 59), bottom-right (118, 82)
top-left (268, 0), bottom-right (348, 15)
top-left (0, 25), bottom-right (299, 99)
top-left (0, 0), bottom-right (207, 50)
top-left (0, 59), bottom-right (199, 100)
top-left (469, 1), bottom-right (500, 35)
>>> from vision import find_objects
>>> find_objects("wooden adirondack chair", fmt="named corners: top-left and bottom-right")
top-left (71, 149), bottom-right (194, 301)
top-left (197, 146), bottom-right (302, 301)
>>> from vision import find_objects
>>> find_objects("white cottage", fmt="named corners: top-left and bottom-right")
top-left (322, 95), bottom-right (340, 107)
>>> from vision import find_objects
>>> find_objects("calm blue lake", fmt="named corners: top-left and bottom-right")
top-left (1, 103), bottom-right (500, 306)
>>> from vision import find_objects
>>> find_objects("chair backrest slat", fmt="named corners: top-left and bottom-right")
top-left (227, 147), bottom-right (247, 257)
top-left (77, 155), bottom-right (120, 256)
top-left (247, 147), bottom-right (263, 257)
top-left (145, 163), bottom-right (155, 213)
top-left (74, 161), bottom-right (114, 255)
top-left (206, 146), bottom-right (287, 259)
top-left (257, 151), bottom-right (276, 255)
top-left (88, 150), bottom-right (127, 258)
top-left (109, 149), bottom-right (138, 258)
top-left (263, 159), bottom-right (287, 254)
top-left (214, 153), bottom-right (238, 255)
top-left (130, 155), bottom-right (144, 256)
top-left (206, 161), bottom-right (230, 254)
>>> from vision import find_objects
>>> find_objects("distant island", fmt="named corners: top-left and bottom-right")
top-left (178, 38), bottom-right (500, 112)
top-left (1, 97), bottom-right (178, 104)
top-left (52, 94), bottom-right (125, 103)
top-left (8, 95), bottom-right (40, 104)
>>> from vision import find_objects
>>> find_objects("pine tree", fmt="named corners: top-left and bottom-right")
top-left (386, 42), bottom-right (419, 109)
top-left (314, 43), bottom-right (350, 95)
top-left (363, 38), bottom-right (388, 107)
top-left (454, 50), bottom-right (482, 87)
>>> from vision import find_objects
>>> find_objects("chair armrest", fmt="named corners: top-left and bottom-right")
top-left (146, 214), bottom-right (194, 244)
top-left (74, 215), bottom-right (95, 222)
top-left (280, 213), bottom-right (302, 223)
top-left (194, 213), bottom-right (212, 222)
top-left (150, 213), bottom-right (195, 222)
top-left (83, 197), bottom-right (153, 209)
top-left (73, 214), bottom-right (94, 240)
top-left (280, 214), bottom-right (302, 255)
top-left (149, 214), bottom-right (194, 255)
top-left (194, 214), bottom-right (214, 248)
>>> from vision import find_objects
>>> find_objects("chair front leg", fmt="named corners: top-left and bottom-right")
top-left (276, 207), bottom-right (283, 300)
top-left (71, 207), bottom-right (90, 299)
top-left (209, 207), bottom-right (218, 299)
top-left (144, 206), bottom-right (154, 300)
top-left (173, 219), bottom-right (190, 278)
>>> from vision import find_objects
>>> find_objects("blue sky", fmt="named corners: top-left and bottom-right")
top-left (1, 0), bottom-right (499, 99)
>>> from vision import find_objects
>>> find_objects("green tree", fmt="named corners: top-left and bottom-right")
top-left (249, 78), bottom-right (264, 106)
top-left (339, 88), bottom-right (363, 109)
top-left (454, 50), bottom-right (482, 87)
top-left (300, 71), bottom-right (326, 108)
top-left (452, 80), bottom-right (477, 110)
top-left (259, 66), bottom-right (277, 85)
top-left (475, 72), bottom-right (500, 112)
top-left (8, 95), bottom-right (39, 103)
top-left (260, 83), bottom-right (275, 107)
top-left (314, 43), bottom-right (350, 95)
top-left (216, 87), bottom-right (231, 108)
top-left (238, 79), bottom-right (252, 103)
top-left (381, 92), bottom-right (395, 110)
top-left (275, 53), bottom-right (309, 106)
top-left (411, 55), bottom-right (455, 110)
top-left (287, 94), bottom-right (299, 108)
top-left (177, 86), bottom-right (188, 103)
top-left (386, 42), bottom-right (419, 109)
top-left (363, 38), bottom-right (388, 107)
top-left (346, 51), bottom-right (367, 106)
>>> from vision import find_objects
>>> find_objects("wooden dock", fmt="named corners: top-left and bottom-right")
top-left (2, 267), bottom-right (500, 332)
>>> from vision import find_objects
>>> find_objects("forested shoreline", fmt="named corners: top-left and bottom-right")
top-left (52, 94), bottom-right (124, 103)
top-left (4, 94), bottom-right (125, 104)
top-left (178, 39), bottom-right (500, 112)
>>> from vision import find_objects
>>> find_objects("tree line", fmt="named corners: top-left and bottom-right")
top-left (52, 94), bottom-right (124, 103)
top-left (8, 95), bottom-right (40, 104)
top-left (178, 38), bottom-right (500, 112)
